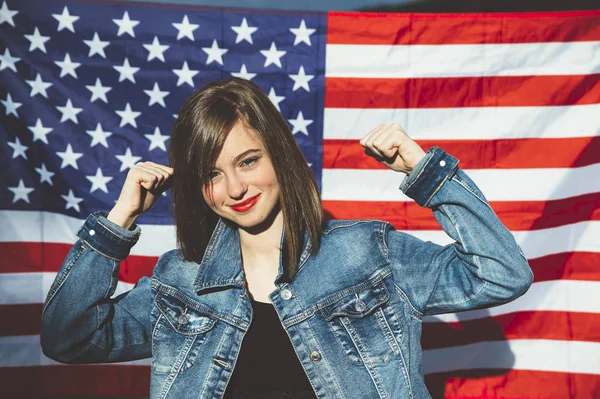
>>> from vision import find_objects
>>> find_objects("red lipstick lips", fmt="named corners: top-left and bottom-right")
top-left (230, 194), bottom-right (261, 213)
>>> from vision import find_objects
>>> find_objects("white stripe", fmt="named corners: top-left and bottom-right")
top-left (0, 272), bottom-right (135, 305)
top-left (1, 273), bottom-right (598, 319)
top-left (423, 339), bottom-right (600, 375)
top-left (0, 335), bottom-right (150, 367)
top-left (0, 212), bottom-right (597, 263)
top-left (511, 221), bottom-right (599, 259)
top-left (408, 222), bottom-right (599, 259)
top-left (423, 280), bottom-right (599, 323)
top-left (321, 164), bottom-right (600, 202)
top-left (323, 104), bottom-right (600, 140)
top-left (326, 42), bottom-right (600, 78)
top-left (0, 210), bottom-right (175, 256)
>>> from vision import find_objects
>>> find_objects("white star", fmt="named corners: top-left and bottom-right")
top-left (8, 180), bottom-right (34, 204)
top-left (231, 18), bottom-right (257, 44)
top-left (115, 103), bottom-right (141, 128)
top-left (0, 1), bottom-right (18, 27)
top-left (52, 6), bottom-right (79, 32)
top-left (57, 144), bottom-right (83, 169)
top-left (86, 123), bottom-right (112, 148)
top-left (35, 163), bottom-right (55, 185)
top-left (0, 48), bottom-right (20, 72)
top-left (85, 78), bottom-right (111, 103)
top-left (24, 27), bottom-right (50, 53)
top-left (114, 58), bottom-right (139, 83)
top-left (28, 118), bottom-right (52, 144)
top-left (173, 15), bottom-right (198, 41)
top-left (173, 61), bottom-right (198, 87)
top-left (289, 66), bottom-right (314, 92)
top-left (57, 99), bottom-right (83, 123)
top-left (260, 42), bottom-right (286, 68)
top-left (113, 11), bottom-right (139, 37)
top-left (144, 82), bottom-right (169, 107)
top-left (202, 39), bottom-right (228, 65)
top-left (231, 64), bottom-right (256, 81)
top-left (61, 189), bottom-right (83, 212)
top-left (26, 74), bottom-right (52, 98)
top-left (8, 137), bottom-right (28, 159)
top-left (54, 53), bottom-right (81, 78)
top-left (116, 148), bottom-right (141, 172)
top-left (268, 87), bottom-right (285, 112)
top-left (290, 20), bottom-right (315, 46)
top-left (288, 111), bottom-right (313, 135)
top-left (145, 126), bottom-right (169, 151)
top-left (1, 93), bottom-right (21, 117)
top-left (84, 32), bottom-right (109, 58)
top-left (143, 36), bottom-right (169, 62)
top-left (86, 168), bottom-right (113, 193)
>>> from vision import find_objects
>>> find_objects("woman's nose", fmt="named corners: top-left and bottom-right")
top-left (227, 175), bottom-right (247, 200)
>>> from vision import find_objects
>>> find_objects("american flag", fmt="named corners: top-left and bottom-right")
top-left (0, 0), bottom-right (598, 397)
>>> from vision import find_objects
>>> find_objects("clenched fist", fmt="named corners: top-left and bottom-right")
top-left (107, 161), bottom-right (173, 229)
top-left (359, 123), bottom-right (426, 175)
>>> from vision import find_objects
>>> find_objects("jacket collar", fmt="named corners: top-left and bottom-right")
top-left (192, 219), bottom-right (312, 294)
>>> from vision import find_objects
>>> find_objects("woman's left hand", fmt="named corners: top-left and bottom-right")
top-left (359, 122), bottom-right (426, 175)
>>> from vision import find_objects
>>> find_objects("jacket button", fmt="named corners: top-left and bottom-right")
top-left (177, 314), bottom-right (189, 325)
top-left (310, 351), bottom-right (321, 362)
top-left (89, 229), bottom-right (96, 236)
top-left (439, 160), bottom-right (446, 167)
top-left (281, 289), bottom-right (292, 300)
top-left (355, 300), bottom-right (367, 312)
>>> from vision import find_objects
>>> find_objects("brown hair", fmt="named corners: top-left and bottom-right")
top-left (169, 78), bottom-right (322, 278)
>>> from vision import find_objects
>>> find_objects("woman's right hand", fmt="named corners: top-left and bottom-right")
top-left (107, 162), bottom-right (174, 229)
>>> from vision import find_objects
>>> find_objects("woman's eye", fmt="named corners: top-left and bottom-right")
top-left (207, 171), bottom-right (219, 180)
top-left (241, 157), bottom-right (259, 167)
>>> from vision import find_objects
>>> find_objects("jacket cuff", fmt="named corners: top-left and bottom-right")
top-left (399, 147), bottom-right (459, 208)
top-left (77, 211), bottom-right (141, 261)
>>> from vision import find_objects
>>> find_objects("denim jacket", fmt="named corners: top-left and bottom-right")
top-left (41, 147), bottom-right (533, 399)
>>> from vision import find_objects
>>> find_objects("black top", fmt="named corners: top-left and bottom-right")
top-left (223, 299), bottom-right (316, 399)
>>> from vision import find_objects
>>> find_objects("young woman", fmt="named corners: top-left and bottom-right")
top-left (41, 78), bottom-right (533, 399)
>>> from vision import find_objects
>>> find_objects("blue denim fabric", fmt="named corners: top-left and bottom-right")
top-left (41, 147), bottom-right (532, 399)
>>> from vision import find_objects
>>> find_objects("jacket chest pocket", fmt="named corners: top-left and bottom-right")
top-left (152, 290), bottom-right (217, 375)
top-left (321, 280), bottom-right (403, 365)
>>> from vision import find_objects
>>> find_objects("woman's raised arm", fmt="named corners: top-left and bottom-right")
top-left (40, 162), bottom-right (173, 363)
top-left (361, 124), bottom-right (533, 316)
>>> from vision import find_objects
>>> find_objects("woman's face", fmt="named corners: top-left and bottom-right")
top-left (202, 120), bottom-right (281, 230)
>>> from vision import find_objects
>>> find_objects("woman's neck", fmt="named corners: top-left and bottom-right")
top-left (238, 209), bottom-right (284, 270)
top-left (238, 210), bottom-right (284, 301)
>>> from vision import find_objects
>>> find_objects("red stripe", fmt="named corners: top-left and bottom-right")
top-left (322, 137), bottom-right (600, 169)
top-left (323, 192), bottom-right (600, 231)
top-left (425, 369), bottom-right (600, 399)
top-left (0, 242), bottom-right (157, 283)
top-left (2, 365), bottom-right (149, 398)
top-left (2, 226), bottom-right (600, 284)
top-left (0, 304), bottom-right (42, 337)
top-left (529, 252), bottom-right (600, 283)
top-left (327, 11), bottom-right (600, 45)
top-left (325, 75), bottom-right (600, 109)
top-left (5, 303), bottom-right (597, 344)
top-left (2, 200), bottom-right (600, 280)
top-left (1, 364), bottom-right (598, 398)
top-left (422, 311), bottom-right (600, 350)
top-left (2, 251), bottom-right (598, 337)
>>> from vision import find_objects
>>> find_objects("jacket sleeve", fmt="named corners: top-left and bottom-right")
top-left (40, 211), bottom-right (154, 364)
top-left (387, 147), bottom-right (533, 316)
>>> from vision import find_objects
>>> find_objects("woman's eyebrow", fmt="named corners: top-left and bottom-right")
top-left (233, 148), bottom-right (262, 164)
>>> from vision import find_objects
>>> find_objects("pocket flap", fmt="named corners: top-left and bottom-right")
top-left (156, 291), bottom-right (216, 335)
top-left (321, 280), bottom-right (389, 321)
